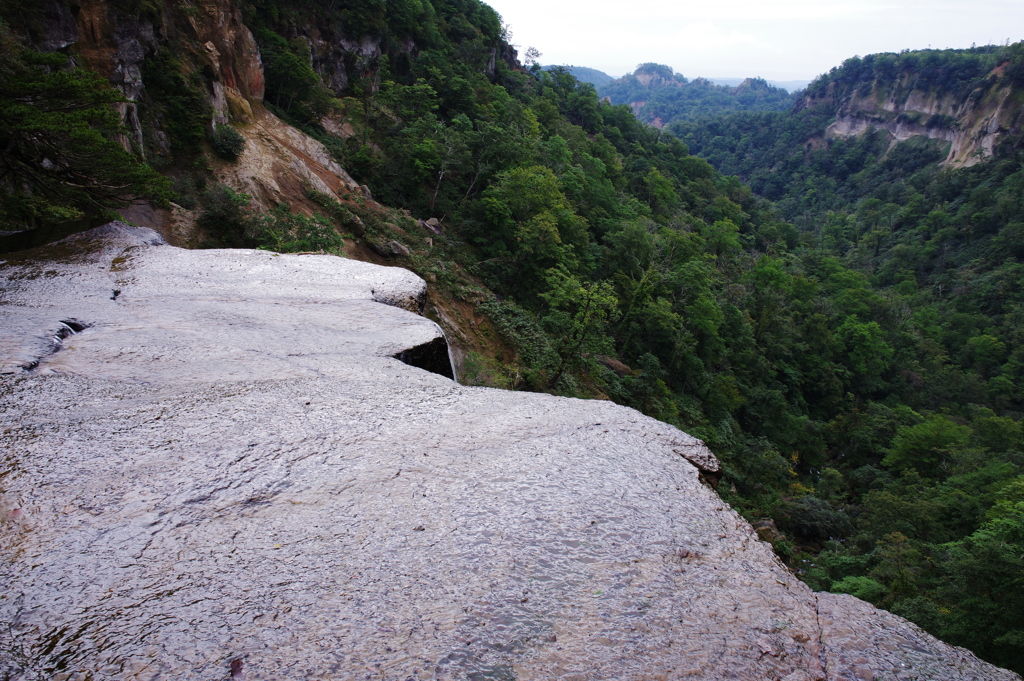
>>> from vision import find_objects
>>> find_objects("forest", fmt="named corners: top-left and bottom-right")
top-left (1, 0), bottom-right (1022, 672)
top-left (670, 43), bottom-right (1024, 672)
top-left (598, 62), bottom-right (798, 125)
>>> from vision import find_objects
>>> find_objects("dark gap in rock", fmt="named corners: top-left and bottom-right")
top-left (21, 319), bottom-right (91, 371)
top-left (59, 319), bottom-right (89, 334)
top-left (698, 469), bottom-right (722, 489)
top-left (393, 336), bottom-right (454, 379)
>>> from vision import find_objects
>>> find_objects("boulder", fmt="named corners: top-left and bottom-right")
top-left (420, 218), bottom-right (443, 235)
top-left (390, 239), bottom-right (412, 256)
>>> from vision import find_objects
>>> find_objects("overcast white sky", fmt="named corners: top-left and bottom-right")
top-left (483, 0), bottom-right (1024, 83)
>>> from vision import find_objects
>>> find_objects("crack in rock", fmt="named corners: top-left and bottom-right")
top-left (20, 319), bottom-right (90, 371)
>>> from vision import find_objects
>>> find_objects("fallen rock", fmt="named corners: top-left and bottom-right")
top-left (419, 217), bottom-right (443, 235)
top-left (754, 518), bottom-right (783, 543)
top-left (0, 225), bottom-right (1017, 681)
top-left (390, 239), bottom-right (411, 256)
top-left (594, 353), bottom-right (634, 376)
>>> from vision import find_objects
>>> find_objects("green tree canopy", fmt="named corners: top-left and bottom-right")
top-left (0, 25), bottom-right (169, 228)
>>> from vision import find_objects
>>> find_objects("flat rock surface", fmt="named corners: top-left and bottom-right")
top-left (0, 226), bottom-right (1016, 680)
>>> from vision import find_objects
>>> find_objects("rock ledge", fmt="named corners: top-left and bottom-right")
top-left (0, 227), bottom-right (1017, 680)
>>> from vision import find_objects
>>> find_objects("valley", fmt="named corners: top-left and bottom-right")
top-left (1, 0), bottom-right (1023, 675)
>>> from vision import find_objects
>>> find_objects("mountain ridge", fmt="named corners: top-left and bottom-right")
top-left (597, 62), bottom-right (799, 126)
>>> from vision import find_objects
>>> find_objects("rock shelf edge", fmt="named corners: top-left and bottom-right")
top-left (0, 225), bottom-right (1016, 681)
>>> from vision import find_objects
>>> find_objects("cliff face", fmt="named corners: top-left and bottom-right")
top-left (36, 0), bottom-right (264, 159)
top-left (0, 225), bottom-right (1019, 680)
top-left (797, 65), bottom-right (1024, 166)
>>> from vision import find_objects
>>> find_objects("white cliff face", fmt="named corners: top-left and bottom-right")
top-left (0, 226), bottom-right (1018, 680)
top-left (808, 72), bottom-right (1023, 167)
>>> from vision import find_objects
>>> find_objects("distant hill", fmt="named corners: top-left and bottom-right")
top-left (597, 63), bottom-right (799, 127)
top-left (707, 77), bottom-right (810, 92)
top-left (541, 65), bottom-right (616, 88)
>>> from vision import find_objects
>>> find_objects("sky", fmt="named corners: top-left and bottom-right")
top-left (483, 0), bottom-right (1024, 83)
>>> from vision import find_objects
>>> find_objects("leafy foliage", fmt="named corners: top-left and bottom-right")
top-left (211, 124), bottom-right (246, 161)
top-left (195, 184), bottom-right (346, 253)
top-left (0, 24), bottom-right (170, 227)
top-left (598, 63), bottom-right (799, 126)
top-left (670, 42), bottom-right (1024, 673)
top-left (253, 28), bottom-right (337, 123)
top-left (140, 49), bottom-right (211, 157)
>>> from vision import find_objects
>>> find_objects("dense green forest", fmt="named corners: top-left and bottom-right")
top-left (542, 64), bottom-right (616, 88)
top-left (2, 0), bottom-right (1023, 672)
top-left (0, 22), bottom-right (169, 230)
top-left (670, 44), bottom-right (1024, 672)
top-left (598, 62), bottom-right (798, 125)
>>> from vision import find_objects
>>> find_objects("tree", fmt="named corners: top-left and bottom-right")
top-left (884, 414), bottom-right (971, 476)
top-left (480, 165), bottom-right (588, 294)
top-left (835, 316), bottom-right (893, 390)
top-left (0, 25), bottom-right (169, 227)
top-left (870, 531), bottom-right (922, 600)
top-left (539, 265), bottom-right (617, 389)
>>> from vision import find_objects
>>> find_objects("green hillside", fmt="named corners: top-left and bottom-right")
top-left (543, 64), bottom-right (616, 88)
top-left (670, 44), bottom-right (1024, 673)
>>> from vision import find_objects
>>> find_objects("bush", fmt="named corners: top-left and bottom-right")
top-left (832, 576), bottom-right (889, 605)
top-left (197, 185), bottom-right (254, 248)
top-left (211, 124), bottom-right (246, 161)
top-left (780, 495), bottom-right (854, 543)
top-left (170, 176), bottom-right (199, 209)
top-left (254, 205), bottom-right (343, 253)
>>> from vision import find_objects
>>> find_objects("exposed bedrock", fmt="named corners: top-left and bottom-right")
top-left (0, 226), bottom-right (1016, 680)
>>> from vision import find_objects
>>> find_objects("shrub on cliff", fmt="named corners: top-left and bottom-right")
top-left (211, 124), bottom-right (246, 161)
top-left (196, 184), bottom-right (254, 248)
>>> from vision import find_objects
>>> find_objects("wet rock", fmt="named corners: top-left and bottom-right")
top-left (817, 592), bottom-right (1015, 680)
top-left (0, 225), bottom-right (1017, 681)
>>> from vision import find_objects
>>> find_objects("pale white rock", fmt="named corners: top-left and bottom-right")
top-left (0, 225), bottom-right (1016, 680)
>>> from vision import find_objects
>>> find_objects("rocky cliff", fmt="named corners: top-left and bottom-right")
top-left (797, 54), bottom-right (1024, 166)
top-left (1, 224), bottom-right (1019, 680)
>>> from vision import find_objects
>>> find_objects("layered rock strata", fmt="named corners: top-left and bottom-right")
top-left (0, 226), bottom-right (1018, 680)
top-left (799, 74), bottom-right (1024, 167)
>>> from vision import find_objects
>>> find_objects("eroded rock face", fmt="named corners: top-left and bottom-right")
top-left (798, 73), bottom-right (1024, 167)
top-left (0, 226), bottom-right (1017, 680)
top-left (217, 105), bottom-right (361, 215)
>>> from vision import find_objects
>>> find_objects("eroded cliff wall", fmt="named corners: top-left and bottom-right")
top-left (798, 61), bottom-right (1024, 166)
